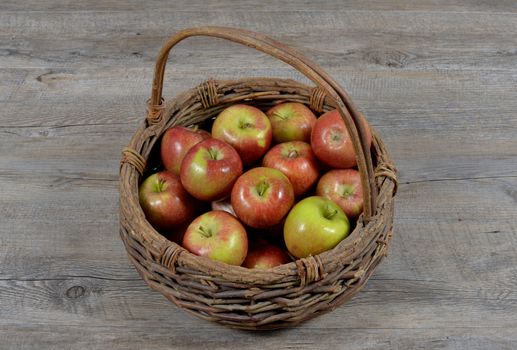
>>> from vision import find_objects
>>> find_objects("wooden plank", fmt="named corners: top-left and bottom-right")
top-left (1, 0), bottom-right (517, 13)
top-left (2, 325), bottom-right (515, 350)
top-left (1, 10), bottom-right (516, 71)
top-left (3, 274), bottom-right (516, 331)
top-left (2, 67), bottom-right (517, 117)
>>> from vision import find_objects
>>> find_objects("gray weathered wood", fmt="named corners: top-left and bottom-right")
top-left (1, 1), bottom-right (516, 349)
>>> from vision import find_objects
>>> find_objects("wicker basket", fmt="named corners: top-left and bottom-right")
top-left (119, 26), bottom-right (398, 330)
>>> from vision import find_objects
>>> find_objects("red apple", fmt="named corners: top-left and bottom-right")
top-left (139, 171), bottom-right (196, 230)
top-left (242, 240), bottom-right (291, 269)
top-left (266, 102), bottom-right (317, 143)
top-left (316, 169), bottom-right (364, 220)
top-left (231, 167), bottom-right (294, 229)
top-left (211, 198), bottom-right (236, 217)
top-left (180, 138), bottom-right (243, 201)
top-left (284, 196), bottom-right (350, 259)
top-left (262, 141), bottom-right (319, 196)
top-left (311, 109), bottom-right (372, 168)
top-left (182, 211), bottom-right (248, 265)
top-left (212, 104), bottom-right (272, 165)
top-left (160, 126), bottom-right (210, 174)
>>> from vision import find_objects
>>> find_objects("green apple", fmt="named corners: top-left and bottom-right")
top-left (284, 196), bottom-right (350, 258)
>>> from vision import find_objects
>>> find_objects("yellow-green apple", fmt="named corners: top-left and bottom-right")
top-left (262, 141), bottom-right (319, 196)
top-left (316, 169), bottom-right (363, 219)
top-left (211, 198), bottom-right (236, 216)
top-left (180, 138), bottom-right (242, 201)
top-left (242, 240), bottom-right (291, 269)
top-left (284, 196), bottom-right (350, 258)
top-left (160, 126), bottom-right (210, 174)
top-left (182, 211), bottom-right (248, 265)
top-left (311, 109), bottom-right (372, 168)
top-left (231, 167), bottom-right (294, 229)
top-left (266, 102), bottom-right (317, 143)
top-left (211, 104), bottom-right (272, 165)
top-left (139, 171), bottom-right (196, 230)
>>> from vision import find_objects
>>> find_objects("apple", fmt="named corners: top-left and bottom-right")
top-left (262, 141), bottom-right (319, 196)
top-left (284, 196), bottom-right (350, 259)
top-left (139, 170), bottom-right (196, 230)
top-left (231, 167), bottom-right (294, 229)
top-left (160, 126), bottom-right (210, 175)
top-left (180, 138), bottom-right (243, 201)
top-left (182, 211), bottom-right (248, 265)
top-left (316, 169), bottom-right (364, 220)
top-left (242, 240), bottom-right (291, 269)
top-left (311, 109), bottom-right (372, 168)
top-left (211, 198), bottom-right (236, 217)
top-left (212, 104), bottom-right (272, 165)
top-left (266, 102), bottom-right (317, 143)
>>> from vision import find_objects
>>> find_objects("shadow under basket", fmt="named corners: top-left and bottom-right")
top-left (119, 26), bottom-right (398, 330)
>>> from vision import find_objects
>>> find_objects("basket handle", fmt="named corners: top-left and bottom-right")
top-left (149, 26), bottom-right (377, 220)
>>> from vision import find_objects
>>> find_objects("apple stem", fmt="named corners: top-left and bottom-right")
top-left (239, 121), bottom-right (254, 129)
top-left (155, 179), bottom-right (165, 192)
top-left (331, 132), bottom-right (342, 142)
top-left (197, 226), bottom-right (212, 238)
top-left (324, 205), bottom-right (338, 220)
top-left (257, 181), bottom-right (270, 197)
top-left (341, 186), bottom-right (355, 198)
top-left (207, 147), bottom-right (220, 160)
top-left (192, 125), bottom-right (199, 132)
top-left (272, 111), bottom-right (288, 121)
top-left (287, 149), bottom-right (299, 158)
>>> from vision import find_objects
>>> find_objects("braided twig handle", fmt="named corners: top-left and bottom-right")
top-left (149, 26), bottom-right (377, 219)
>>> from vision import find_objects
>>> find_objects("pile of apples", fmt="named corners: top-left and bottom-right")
top-left (139, 102), bottom-right (371, 268)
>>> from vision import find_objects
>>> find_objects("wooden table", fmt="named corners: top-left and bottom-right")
top-left (2, 1), bottom-right (516, 349)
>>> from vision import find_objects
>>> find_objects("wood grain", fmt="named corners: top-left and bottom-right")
top-left (1, 0), bottom-right (516, 348)
top-left (2, 10), bottom-right (517, 71)
top-left (1, 0), bottom-right (517, 12)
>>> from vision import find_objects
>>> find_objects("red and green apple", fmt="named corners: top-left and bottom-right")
top-left (212, 104), bottom-right (272, 165)
top-left (160, 126), bottom-right (210, 174)
top-left (262, 141), bottom-right (319, 196)
top-left (266, 102), bottom-right (317, 143)
top-left (139, 170), bottom-right (196, 230)
top-left (311, 109), bottom-right (372, 169)
top-left (316, 169), bottom-right (364, 220)
top-left (242, 240), bottom-right (291, 269)
top-left (231, 167), bottom-right (294, 229)
top-left (182, 211), bottom-right (248, 265)
top-left (180, 138), bottom-right (242, 201)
